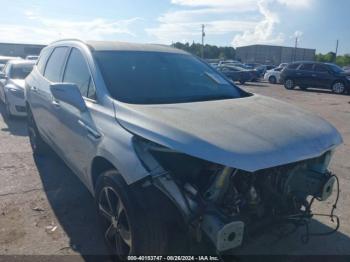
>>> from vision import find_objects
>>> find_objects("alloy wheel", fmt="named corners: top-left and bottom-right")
top-left (98, 186), bottom-right (132, 255)
top-left (332, 82), bottom-right (345, 94)
top-left (285, 79), bottom-right (294, 89)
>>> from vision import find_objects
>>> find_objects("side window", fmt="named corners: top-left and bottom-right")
top-left (37, 48), bottom-right (52, 74)
top-left (87, 79), bottom-right (97, 99)
top-left (63, 48), bottom-right (94, 98)
top-left (44, 47), bottom-right (69, 82)
top-left (314, 64), bottom-right (329, 73)
top-left (299, 63), bottom-right (314, 71)
top-left (288, 63), bottom-right (300, 69)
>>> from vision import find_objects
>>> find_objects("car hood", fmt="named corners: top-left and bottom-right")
top-left (114, 95), bottom-right (342, 172)
top-left (10, 79), bottom-right (25, 89)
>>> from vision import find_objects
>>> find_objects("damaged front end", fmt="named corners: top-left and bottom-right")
top-left (133, 136), bottom-right (340, 253)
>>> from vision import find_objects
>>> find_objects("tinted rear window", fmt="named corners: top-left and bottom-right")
top-left (94, 51), bottom-right (243, 104)
top-left (44, 47), bottom-right (69, 82)
top-left (288, 63), bottom-right (300, 69)
top-left (299, 63), bottom-right (314, 71)
top-left (10, 64), bottom-right (34, 79)
top-left (37, 48), bottom-right (52, 74)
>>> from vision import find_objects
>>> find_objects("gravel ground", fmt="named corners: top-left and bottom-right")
top-left (0, 82), bottom-right (349, 260)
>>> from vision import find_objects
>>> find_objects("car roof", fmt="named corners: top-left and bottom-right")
top-left (7, 59), bottom-right (35, 66)
top-left (50, 39), bottom-right (190, 55)
top-left (86, 40), bottom-right (188, 54)
top-left (0, 55), bottom-right (22, 60)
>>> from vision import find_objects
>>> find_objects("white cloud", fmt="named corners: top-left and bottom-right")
top-left (0, 12), bottom-right (142, 44)
top-left (149, 0), bottom-right (313, 46)
top-left (277, 0), bottom-right (313, 8)
top-left (232, 0), bottom-right (284, 47)
top-left (293, 30), bottom-right (303, 38)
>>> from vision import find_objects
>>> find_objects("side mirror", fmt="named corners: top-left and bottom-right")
top-left (50, 83), bottom-right (87, 112)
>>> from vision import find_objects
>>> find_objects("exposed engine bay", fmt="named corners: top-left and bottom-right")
top-left (134, 137), bottom-right (340, 253)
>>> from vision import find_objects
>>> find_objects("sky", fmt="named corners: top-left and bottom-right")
top-left (0, 0), bottom-right (349, 54)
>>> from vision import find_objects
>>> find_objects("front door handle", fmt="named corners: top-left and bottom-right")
top-left (78, 120), bottom-right (101, 139)
top-left (30, 86), bottom-right (38, 92)
top-left (312, 74), bottom-right (317, 77)
top-left (52, 100), bottom-right (60, 108)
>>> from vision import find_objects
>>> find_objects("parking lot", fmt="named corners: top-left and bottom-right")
top-left (0, 82), bottom-right (349, 259)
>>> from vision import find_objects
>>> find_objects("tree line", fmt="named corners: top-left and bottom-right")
top-left (172, 42), bottom-right (235, 60)
top-left (315, 52), bottom-right (350, 67)
top-left (172, 42), bottom-right (350, 67)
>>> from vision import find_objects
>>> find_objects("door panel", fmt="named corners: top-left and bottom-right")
top-left (50, 48), bottom-right (98, 181)
top-left (296, 63), bottom-right (315, 86)
top-left (313, 64), bottom-right (333, 89)
top-left (33, 47), bottom-right (70, 142)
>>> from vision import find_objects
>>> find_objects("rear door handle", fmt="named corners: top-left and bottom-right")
top-left (30, 86), bottom-right (38, 92)
top-left (312, 74), bottom-right (317, 77)
top-left (78, 120), bottom-right (101, 139)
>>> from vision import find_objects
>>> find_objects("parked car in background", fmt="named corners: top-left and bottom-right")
top-left (218, 64), bottom-right (254, 84)
top-left (281, 61), bottom-right (350, 94)
top-left (264, 67), bottom-right (283, 84)
top-left (0, 55), bottom-right (22, 72)
top-left (209, 62), bottom-right (219, 69)
top-left (343, 66), bottom-right (350, 74)
top-left (0, 60), bottom-right (35, 117)
top-left (218, 60), bottom-right (241, 66)
top-left (278, 63), bottom-right (289, 69)
top-left (25, 55), bottom-right (39, 61)
top-left (25, 40), bottom-right (342, 256)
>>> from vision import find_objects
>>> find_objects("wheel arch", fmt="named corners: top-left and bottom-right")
top-left (91, 156), bottom-right (119, 191)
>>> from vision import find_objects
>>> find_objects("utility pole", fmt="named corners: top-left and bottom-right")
top-left (294, 36), bottom-right (298, 62)
top-left (334, 39), bottom-right (339, 63)
top-left (201, 24), bottom-right (205, 59)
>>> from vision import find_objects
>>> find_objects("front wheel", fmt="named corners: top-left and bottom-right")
top-left (4, 101), bottom-right (12, 119)
top-left (268, 76), bottom-right (277, 84)
top-left (284, 79), bottom-right (295, 90)
top-left (95, 170), bottom-right (168, 258)
top-left (332, 81), bottom-right (346, 94)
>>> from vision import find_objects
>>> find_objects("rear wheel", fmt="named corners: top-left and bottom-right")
top-left (268, 76), bottom-right (277, 84)
top-left (284, 79), bottom-right (295, 90)
top-left (332, 81), bottom-right (346, 94)
top-left (27, 107), bottom-right (50, 156)
top-left (95, 170), bottom-right (168, 258)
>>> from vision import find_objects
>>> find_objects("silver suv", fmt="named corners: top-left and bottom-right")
top-left (25, 39), bottom-right (342, 256)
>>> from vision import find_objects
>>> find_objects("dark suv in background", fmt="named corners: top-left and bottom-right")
top-left (280, 62), bottom-right (350, 94)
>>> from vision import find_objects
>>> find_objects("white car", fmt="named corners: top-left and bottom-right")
top-left (264, 67), bottom-right (283, 84)
top-left (0, 60), bottom-right (35, 118)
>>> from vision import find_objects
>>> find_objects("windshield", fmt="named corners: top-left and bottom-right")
top-left (10, 64), bottom-right (34, 79)
top-left (328, 64), bottom-right (345, 73)
top-left (94, 51), bottom-right (243, 104)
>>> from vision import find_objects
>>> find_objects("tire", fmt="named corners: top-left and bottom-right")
top-left (95, 170), bottom-right (168, 258)
top-left (4, 96), bottom-right (12, 119)
top-left (332, 81), bottom-right (346, 94)
top-left (268, 76), bottom-right (277, 84)
top-left (27, 107), bottom-right (50, 156)
top-left (284, 78), bottom-right (295, 90)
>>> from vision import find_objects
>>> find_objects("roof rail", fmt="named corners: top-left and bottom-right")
top-left (49, 38), bottom-right (87, 45)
